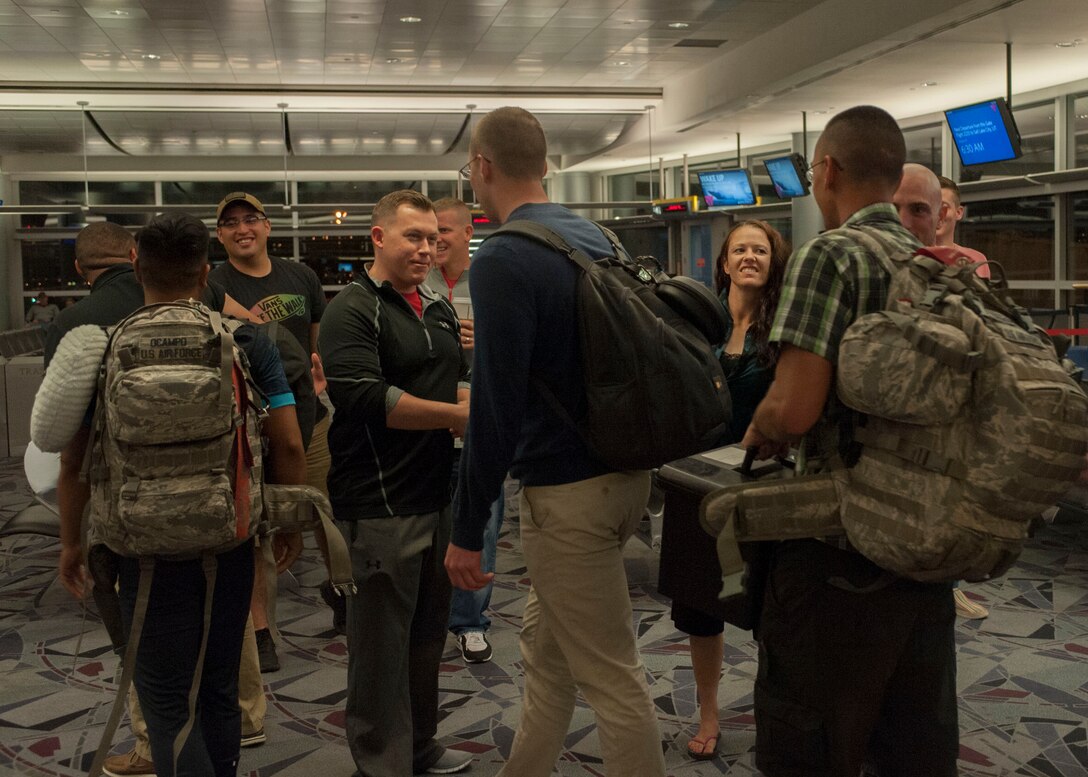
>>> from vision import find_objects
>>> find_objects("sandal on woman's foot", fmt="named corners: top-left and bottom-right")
top-left (687, 731), bottom-right (720, 761)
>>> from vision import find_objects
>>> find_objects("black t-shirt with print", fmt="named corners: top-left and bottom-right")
top-left (208, 256), bottom-right (326, 353)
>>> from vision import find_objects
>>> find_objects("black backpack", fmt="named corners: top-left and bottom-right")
top-left (491, 220), bottom-right (732, 470)
top-left (258, 320), bottom-right (317, 449)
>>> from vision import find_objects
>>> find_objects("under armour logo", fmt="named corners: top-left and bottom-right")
top-left (364, 559), bottom-right (382, 570)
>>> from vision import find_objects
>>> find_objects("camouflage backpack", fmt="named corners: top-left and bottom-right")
top-left (702, 226), bottom-right (1088, 592)
top-left (86, 300), bottom-right (263, 558)
top-left (831, 226), bottom-right (1088, 582)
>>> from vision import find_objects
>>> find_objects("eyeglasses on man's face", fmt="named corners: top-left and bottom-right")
top-left (805, 159), bottom-right (828, 184)
top-left (805, 157), bottom-right (844, 184)
top-left (459, 154), bottom-right (492, 181)
top-left (218, 213), bottom-right (268, 230)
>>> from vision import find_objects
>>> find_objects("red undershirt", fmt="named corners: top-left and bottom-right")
top-left (441, 267), bottom-right (461, 302)
top-left (401, 289), bottom-right (423, 318)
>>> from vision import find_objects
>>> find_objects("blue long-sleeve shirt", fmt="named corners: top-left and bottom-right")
top-left (452, 202), bottom-right (613, 551)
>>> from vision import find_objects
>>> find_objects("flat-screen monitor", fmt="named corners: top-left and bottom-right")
top-left (337, 261), bottom-right (354, 273)
top-left (696, 169), bottom-right (756, 208)
top-left (945, 98), bottom-right (1022, 166)
top-left (763, 153), bottom-right (810, 198)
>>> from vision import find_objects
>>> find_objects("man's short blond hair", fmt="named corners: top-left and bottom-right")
top-left (470, 107), bottom-right (547, 181)
top-left (433, 197), bottom-right (472, 225)
top-left (938, 175), bottom-right (961, 207)
top-left (372, 189), bottom-right (434, 227)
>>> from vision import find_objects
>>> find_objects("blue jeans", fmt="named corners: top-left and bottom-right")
top-left (449, 494), bottom-right (503, 635)
top-left (117, 539), bottom-right (254, 777)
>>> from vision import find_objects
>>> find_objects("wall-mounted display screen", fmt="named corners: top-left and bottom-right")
top-left (763, 153), bottom-right (810, 198)
top-left (696, 169), bottom-right (756, 208)
top-left (945, 98), bottom-right (1022, 166)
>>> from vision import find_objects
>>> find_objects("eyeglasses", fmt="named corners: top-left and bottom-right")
top-left (805, 157), bottom-right (843, 184)
top-left (805, 159), bottom-right (827, 184)
top-left (459, 154), bottom-right (492, 181)
top-left (218, 214), bottom-right (268, 230)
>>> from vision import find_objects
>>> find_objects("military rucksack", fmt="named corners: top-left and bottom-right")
top-left (833, 226), bottom-right (1088, 582)
top-left (86, 301), bottom-right (263, 558)
top-left (489, 220), bottom-right (732, 470)
top-left (702, 226), bottom-right (1088, 592)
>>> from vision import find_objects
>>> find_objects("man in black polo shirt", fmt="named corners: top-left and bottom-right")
top-left (319, 189), bottom-right (470, 777)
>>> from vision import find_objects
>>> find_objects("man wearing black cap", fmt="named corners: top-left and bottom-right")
top-left (210, 192), bottom-right (326, 355)
top-left (210, 191), bottom-right (336, 670)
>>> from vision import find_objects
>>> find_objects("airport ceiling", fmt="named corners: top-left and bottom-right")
top-left (0, 0), bottom-right (1085, 173)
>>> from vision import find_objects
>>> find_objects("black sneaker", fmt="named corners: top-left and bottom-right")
top-left (319, 580), bottom-right (347, 635)
top-left (255, 628), bottom-right (280, 673)
top-left (457, 631), bottom-right (493, 663)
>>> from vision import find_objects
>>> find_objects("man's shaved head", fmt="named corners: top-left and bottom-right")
top-left (893, 163), bottom-right (943, 245)
top-left (818, 106), bottom-right (906, 190)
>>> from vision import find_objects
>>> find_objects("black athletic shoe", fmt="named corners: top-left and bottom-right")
top-left (320, 580), bottom-right (347, 636)
top-left (255, 628), bottom-right (280, 673)
top-left (457, 631), bottom-right (493, 663)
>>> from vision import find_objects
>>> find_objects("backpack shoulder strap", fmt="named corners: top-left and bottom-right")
top-left (488, 221), bottom-right (597, 449)
top-left (489, 220), bottom-right (598, 274)
top-left (593, 223), bottom-right (631, 260)
top-left (844, 224), bottom-right (914, 279)
top-left (88, 557), bottom-right (155, 777)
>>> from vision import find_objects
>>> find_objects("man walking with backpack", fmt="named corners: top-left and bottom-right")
top-left (53, 214), bottom-right (307, 777)
top-left (445, 106), bottom-right (666, 777)
top-left (741, 106), bottom-right (959, 776)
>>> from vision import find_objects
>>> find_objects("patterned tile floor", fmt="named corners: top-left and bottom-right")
top-left (2, 456), bottom-right (1087, 776)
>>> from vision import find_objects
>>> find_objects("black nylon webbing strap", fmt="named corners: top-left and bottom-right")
top-left (88, 557), bottom-right (154, 777)
top-left (489, 220), bottom-right (600, 450)
top-left (171, 553), bottom-right (217, 777)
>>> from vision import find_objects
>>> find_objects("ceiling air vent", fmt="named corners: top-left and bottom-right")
top-left (674, 38), bottom-right (727, 48)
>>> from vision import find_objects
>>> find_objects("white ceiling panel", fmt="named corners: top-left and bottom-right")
top-left (0, 0), bottom-right (1084, 174)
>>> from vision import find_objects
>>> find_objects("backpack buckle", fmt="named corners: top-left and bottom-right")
top-left (918, 284), bottom-right (947, 311)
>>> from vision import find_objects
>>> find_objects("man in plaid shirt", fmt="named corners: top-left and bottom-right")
top-left (742, 106), bottom-right (958, 776)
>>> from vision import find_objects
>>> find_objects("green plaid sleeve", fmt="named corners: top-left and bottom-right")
top-left (770, 235), bottom-right (855, 363)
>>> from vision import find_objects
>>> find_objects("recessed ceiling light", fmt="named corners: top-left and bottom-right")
top-left (921, 81), bottom-right (938, 87)
top-left (614, 60), bottom-right (630, 66)
top-left (141, 53), bottom-right (160, 61)
top-left (668, 22), bottom-right (690, 29)
top-left (399, 16), bottom-right (422, 23)
top-left (1055, 39), bottom-right (1082, 48)
top-left (109, 9), bottom-right (129, 16)
top-left (386, 57), bottom-right (401, 64)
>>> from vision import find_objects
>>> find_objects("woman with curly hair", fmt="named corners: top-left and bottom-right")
top-left (678, 219), bottom-right (789, 760)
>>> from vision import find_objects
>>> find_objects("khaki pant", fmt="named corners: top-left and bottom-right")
top-left (132, 613), bottom-right (265, 760)
top-left (498, 472), bottom-right (666, 777)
